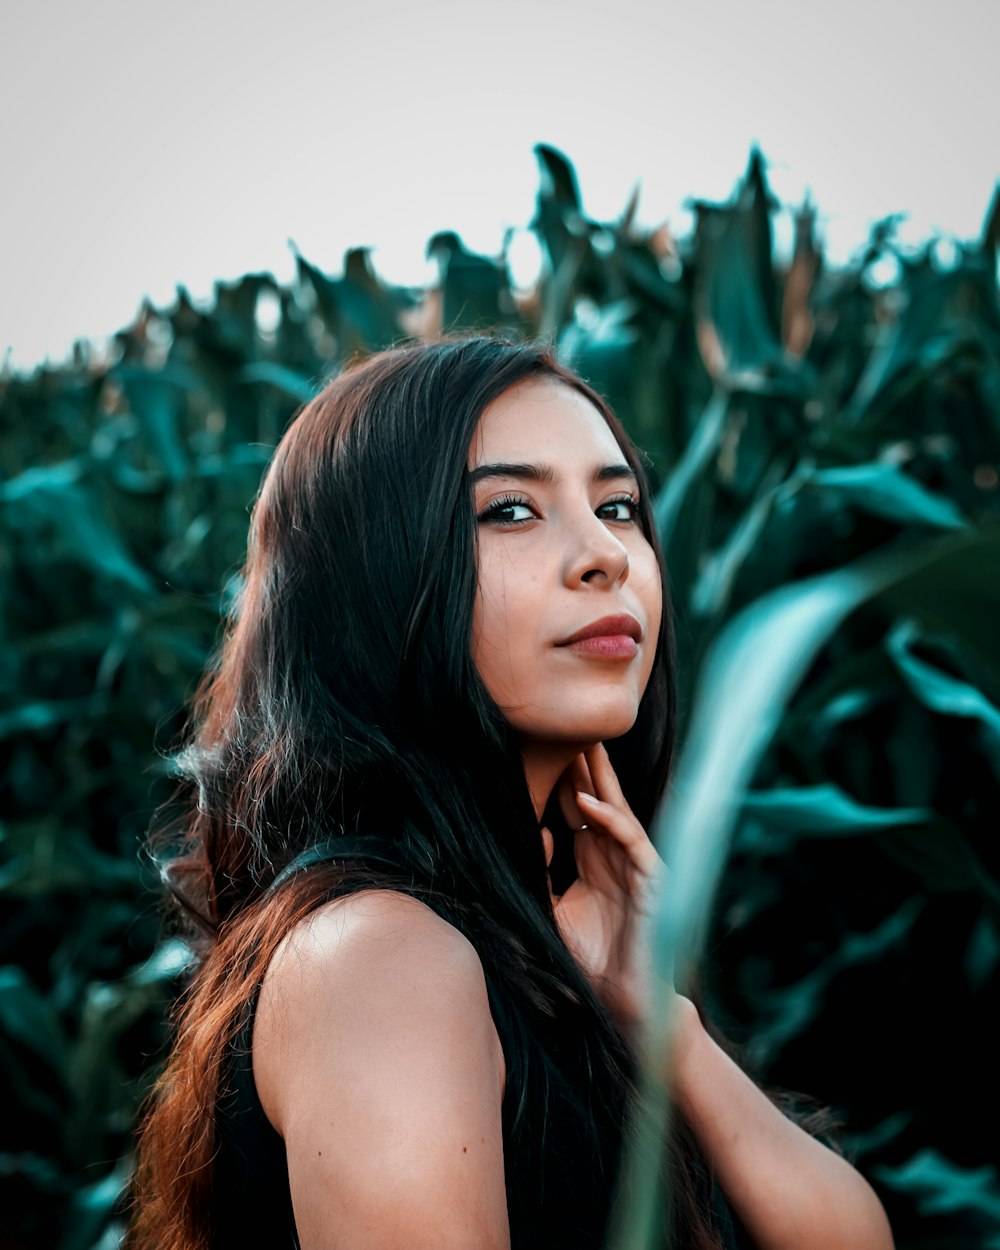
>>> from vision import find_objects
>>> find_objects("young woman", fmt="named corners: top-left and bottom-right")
top-left (128, 335), bottom-right (894, 1250)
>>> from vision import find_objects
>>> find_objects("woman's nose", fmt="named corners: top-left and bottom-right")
top-left (562, 512), bottom-right (630, 588)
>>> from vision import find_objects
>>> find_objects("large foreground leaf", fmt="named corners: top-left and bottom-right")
top-left (610, 523), bottom-right (1000, 1249)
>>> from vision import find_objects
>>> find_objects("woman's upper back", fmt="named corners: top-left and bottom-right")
top-left (251, 889), bottom-right (510, 1249)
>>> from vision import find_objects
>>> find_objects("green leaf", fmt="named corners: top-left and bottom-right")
top-left (427, 232), bottom-right (514, 335)
top-left (111, 365), bottom-right (201, 481)
top-left (613, 524), bottom-right (1000, 1250)
top-left (0, 695), bottom-right (107, 740)
top-left (887, 619), bottom-right (1000, 755)
top-left (844, 258), bottom-right (998, 422)
top-left (839, 1112), bottom-right (912, 1161)
top-left (295, 247), bottom-right (401, 354)
top-left (0, 456), bottom-right (87, 502)
top-left (873, 1149), bottom-right (1000, 1223)
top-left (690, 458), bottom-right (790, 619)
top-left (0, 966), bottom-right (70, 1078)
top-left (60, 1159), bottom-right (130, 1250)
top-left (234, 361), bottom-right (318, 402)
top-left (965, 914), bottom-right (1000, 988)
top-left (558, 299), bottom-right (641, 438)
top-left (878, 822), bottom-right (1000, 915)
top-left (809, 462), bottom-right (968, 531)
top-left (653, 387), bottom-right (729, 547)
top-left (126, 938), bottom-right (196, 988)
top-left (688, 149), bottom-right (788, 379)
top-left (742, 783), bottom-right (929, 839)
top-left (0, 820), bottom-right (137, 895)
top-left (750, 899), bottom-right (923, 1061)
top-left (1, 468), bottom-right (156, 598)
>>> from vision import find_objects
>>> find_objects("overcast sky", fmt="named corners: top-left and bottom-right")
top-left (2, 0), bottom-right (996, 372)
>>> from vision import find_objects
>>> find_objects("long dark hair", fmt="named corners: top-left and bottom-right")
top-left (129, 335), bottom-right (726, 1249)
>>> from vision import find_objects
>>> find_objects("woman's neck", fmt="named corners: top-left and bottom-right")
top-left (522, 741), bottom-right (592, 823)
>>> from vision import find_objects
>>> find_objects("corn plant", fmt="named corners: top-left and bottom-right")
top-left (1, 144), bottom-right (998, 1249)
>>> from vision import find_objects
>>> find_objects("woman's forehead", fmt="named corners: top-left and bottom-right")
top-left (468, 378), bottom-right (622, 467)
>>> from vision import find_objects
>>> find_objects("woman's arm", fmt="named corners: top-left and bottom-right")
top-left (667, 996), bottom-right (894, 1250)
top-left (253, 889), bottom-right (510, 1250)
top-left (551, 744), bottom-right (894, 1250)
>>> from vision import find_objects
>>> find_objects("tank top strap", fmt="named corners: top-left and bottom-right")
top-left (264, 834), bottom-right (414, 896)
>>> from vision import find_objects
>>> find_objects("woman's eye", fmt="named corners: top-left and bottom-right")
top-left (479, 496), bottom-right (536, 526)
top-left (597, 497), bottom-right (640, 522)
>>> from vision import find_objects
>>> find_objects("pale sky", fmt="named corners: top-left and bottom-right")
top-left (2, 0), bottom-right (996, 373)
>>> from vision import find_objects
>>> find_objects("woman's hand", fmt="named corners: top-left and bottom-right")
top-left (542, 742), bottom-right (666, 1030)
top-left (545, 750), bottom-right (897, 1250)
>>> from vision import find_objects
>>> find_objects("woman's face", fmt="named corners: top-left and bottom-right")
top-left (469, 377), bottom-right (663, 748)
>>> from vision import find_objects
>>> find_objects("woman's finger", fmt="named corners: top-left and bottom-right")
top-left (571, 751), bottom-right (596, 799)
top-left (584, 743), bottom-right (632, 815)
top-left (556, 753), bottom-right (595, 831)
top-left (575, 790), bottom-right (661, 878)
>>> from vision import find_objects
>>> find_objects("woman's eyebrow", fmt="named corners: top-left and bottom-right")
top-left (468, 462), bottom-right (636, 486)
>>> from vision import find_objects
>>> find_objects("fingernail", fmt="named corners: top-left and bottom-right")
top-left (577, 790), bottom-right (598, 805)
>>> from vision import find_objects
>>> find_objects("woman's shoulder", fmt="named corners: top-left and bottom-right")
top-left (275, 886), bottom-right (479, 963)
top-left (259, 888), bottom-right (491, 1019)
top-left (251, 889), bottom-right (511, 1247)
top-left (253, 888), bottom-right (506, 1129)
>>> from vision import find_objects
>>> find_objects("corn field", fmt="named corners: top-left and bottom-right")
top-left (1, 145), bottom-right (998, 1250)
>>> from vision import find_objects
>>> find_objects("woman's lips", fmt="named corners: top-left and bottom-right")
top-left (557, 614), bottom-right (642, 660)
top-left (565, 635), bottom-right (639, 659)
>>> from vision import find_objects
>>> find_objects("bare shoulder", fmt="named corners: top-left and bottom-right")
top-left (254, 887), bottom-right (506, 1125)
top-left (253, 888), bottom-right (510, 1248)
top-left (264, 887), bottom-right (485, 992)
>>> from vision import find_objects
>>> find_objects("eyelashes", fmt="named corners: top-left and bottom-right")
top-left (477, 492), bottom-right (643, 528)
top-left (478, 494), bottom-right (536, 526)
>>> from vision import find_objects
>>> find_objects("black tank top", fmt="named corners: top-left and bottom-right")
top-left (210, 858), bottom-right (748, 1249)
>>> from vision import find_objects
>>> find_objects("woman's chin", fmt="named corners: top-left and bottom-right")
top-left (513, 703), bottom-right (640, 748)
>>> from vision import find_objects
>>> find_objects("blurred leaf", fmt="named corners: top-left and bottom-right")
top-left (1, 467), bottom-right (155, 598)
top-left (653, 387), bottom-right (728, 550)
top-left (874, 1149), bottom-right (1000, 1223)
top-left (965, 914), bottom-right (1000, 989)
top-left (427, 231), bottom-right (514, 334)
top-left (233, 361), bottom-right (317, 402)
top-left (839, 1111), bottom-right (912, 1161)
top-left (0, 456), bottom-right (87, 502)
top-left (3, 145), bottom-right (999, 1250)
top-left (0, 820), bottom-right (136, 895)
top-left (616, 525), bottom-right (1000, 1248)
top-left (615, 545), bottom-right (935, 1248)
top-left (60, 1160), bottom-right (130, 1250)
top-left (887, 619), bottom-right (1000, 759)
top-left (750, 899), bottom-right (923, 1061)
top-left (295, 247), bottom-right (401, 355)
top-left (111, 365), bottom-right (201, 481)
top-left (689, 148), bottom-right (787, 379)
top-left (878, 822), bottom-right (1000, 916)
top-left (981, 182), bottom-right (1000, 254)
top-left (845, 258), bottom-right (999, 422)
top-left (531, 143), bottom-right (587, 280)
top-left (741, 783), bottom-right (929, 842)
top-left (0, 696), bottom-right (108, 740)
top-left (810, 461), bottom-right (968, 531)
top-left (0, 966), bottom-right (70, 1078)
top-left (690, 458), bottom-right (791, 618)
top-left (559, 298), bottom-right (642, 441)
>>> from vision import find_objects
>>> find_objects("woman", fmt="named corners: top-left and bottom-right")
top-left (129, 335), bottom-right (893, 1250)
